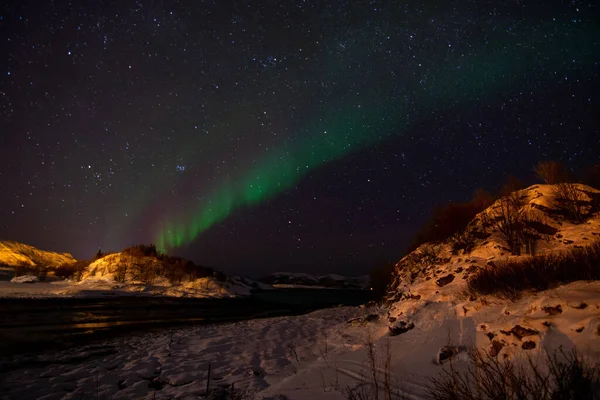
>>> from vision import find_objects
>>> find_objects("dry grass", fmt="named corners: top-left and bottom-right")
top-left (344, 332), bottom-right (409, 400)
top-left (467, 242), bottom-right (600, 300)
top-left (429, 347), bottom-right (600, 400)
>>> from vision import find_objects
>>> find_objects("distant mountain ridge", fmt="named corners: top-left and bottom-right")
top-left (261, 272), bottom-right (370, 289)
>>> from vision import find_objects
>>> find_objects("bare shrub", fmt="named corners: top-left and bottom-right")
top-left (492, 191), bottom-right (528, 255)
top-left (449, 230), bottom-right (475, 255)
top-left (344, 332), bottom-right (408, 400)
top-left (535, 161), bottom-right (571, 184)
top-left (554, 182), bottom-right (586, 223)
top-left (467, 242), bottom-right (600, 300)
top-left (429, 347), bottom-right (600, 400)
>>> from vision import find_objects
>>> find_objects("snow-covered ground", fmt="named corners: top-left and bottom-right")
top-left (2, 281), bottom-right (599, 400)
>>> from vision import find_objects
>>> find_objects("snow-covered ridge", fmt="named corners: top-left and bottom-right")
top-left (0, 240), bottom-right (75, 269)
top-left (0, 240), bottom-right (75, 280)
top-left (261, 271), bottom-right (370, 289)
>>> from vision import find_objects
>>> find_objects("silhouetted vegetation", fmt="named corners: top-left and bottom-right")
top-left (115, 244), bottom-right (221, 284)
top-left (535, 160), bottom-right (572, 184)
top-left (55, 260), bottom-right (91, 281)
top-left (554, 181), bottom-right (587, 223)
top-left (499, 174), bottom-right (526, 197)
top-left (467, 242), bottom-right (600, 300)
top-left (369, 262), bottom-right (396, 297)
top-left (122, 244), bottom-right (159, 258)
top-left (581, 164), bottom-right (600, 188)
top-left (490, 190), bottom-right (532, 255)
top-left (409, 189), bottom-right (494, 252)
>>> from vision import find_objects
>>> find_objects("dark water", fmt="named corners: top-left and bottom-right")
top-left (0, 288), bottom-right (374, 357)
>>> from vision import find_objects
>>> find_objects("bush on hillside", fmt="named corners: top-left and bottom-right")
top-left (467, 242), bottom-right (600, 300)
top-left (554, 182), bottom-right (587, 223)
top-left (490, 191), bottom-right (529, 255)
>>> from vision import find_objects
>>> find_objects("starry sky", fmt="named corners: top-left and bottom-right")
top-left (1, 0), bottom-right (599, 277)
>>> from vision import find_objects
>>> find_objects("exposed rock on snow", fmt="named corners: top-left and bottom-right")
top-left (10, 275), bottom-right (39, 283)
top-left (388, 320), bottom-right (415, 336)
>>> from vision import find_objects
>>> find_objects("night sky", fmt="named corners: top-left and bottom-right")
top-left (1, 1), bottom-right (598, 277)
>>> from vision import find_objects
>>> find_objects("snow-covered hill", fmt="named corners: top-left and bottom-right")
top-left (78, 252), bottom-right (258, 298)
top-left (382, 184), bottom-right (600, 360)
top-left (0, 240), bottom-right (75, 280)
top-left (261, 272), bottom-right (370, 289)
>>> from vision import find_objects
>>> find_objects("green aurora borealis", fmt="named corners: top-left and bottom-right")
top-left (154, 22), bottom-right (599, 252)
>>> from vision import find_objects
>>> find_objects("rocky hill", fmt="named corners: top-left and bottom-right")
top-left (382, 183), bottom-right (600, 361)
